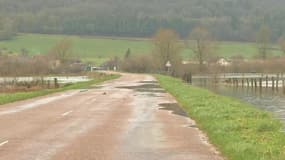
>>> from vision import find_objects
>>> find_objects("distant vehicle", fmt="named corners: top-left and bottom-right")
top-left (86, 66), bottom-right (105, 72)
top-left (91, 67), bottom-right (104, 71)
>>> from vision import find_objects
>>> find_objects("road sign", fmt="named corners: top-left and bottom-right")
top-left (166, 61), bottom-right (172, 67)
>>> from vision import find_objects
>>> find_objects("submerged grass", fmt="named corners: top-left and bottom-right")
top-left (155, 75), bottom-right (285, 160)
top-left (0, 74), bottom-right (119, 105)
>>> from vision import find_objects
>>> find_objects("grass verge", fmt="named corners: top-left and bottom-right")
top-left (155, 75), bottom-right (285, 160)
top-left (0, 74), bottom-right (120, 105)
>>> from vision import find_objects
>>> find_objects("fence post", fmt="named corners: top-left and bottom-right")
top-left (266, 75), bottom-right (268, 88)
top-left (189, 73), bottom-right (192, 84)
top-left (271, 77), bottom-right (275, 91)
top-left (254, 78), bottom-right (257, 89)
top-left (276, 74), bottom-right (279, 91)
top-left (47, 80), bottom-right (50, 89)
top-left (41, 77), bottom-right (44, 87)
top-left (54, 78), bottom-right (59, 88)
top-left (283, 77), bottom-right (285, 94)
top-left (259, 78), bottom-right (262, 90)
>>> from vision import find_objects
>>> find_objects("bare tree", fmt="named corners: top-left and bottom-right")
top-left (256, 25), bottom-right (271, 60)
top-left (189, 27), bottom-right (215, 72)
top-left (153, 29), bottom-right (182, 73)
top-left (120, 54), bottom-right (155, 73)
top-left (48, 38), bottom-right (73, 63)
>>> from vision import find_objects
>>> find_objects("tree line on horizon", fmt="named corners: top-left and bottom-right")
top-left (1, 0), bottom-right (285, 42)
top-left (117, 26), bottom-right (285, 76)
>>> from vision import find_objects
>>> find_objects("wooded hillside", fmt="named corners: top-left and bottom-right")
top-left (1, 0), bottom-right (285, 41)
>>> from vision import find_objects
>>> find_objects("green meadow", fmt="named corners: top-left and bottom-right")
top-left (0, 34), bottom-right (283, 64)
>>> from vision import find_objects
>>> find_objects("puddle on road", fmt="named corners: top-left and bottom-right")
top-left (117, 84), bottom-right (166, 93)
top-left (139, 81), bottom-right (159, 84)
top-left (145, 93), bottom-right (164, 97)
top-left (119, 84), bottom-right (161, 89)
top-left (137, 89), bottom-right (166, 93)
top-left (188, 124), bottom-right (198, 128)
top-left (159, 103), bottom-right (188, 118)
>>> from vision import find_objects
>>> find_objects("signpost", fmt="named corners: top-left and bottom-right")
top-left (166, 61), bottom-right (172, 75)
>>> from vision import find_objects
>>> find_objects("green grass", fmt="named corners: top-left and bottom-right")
top-left (156, 75), bottom-right (285, 160)
top-left (0, 74), bottom-right (120, 105)
top-left (0, 34), bottom-right (283, 64)
top-left (0, 34), bottom-right (152, 64)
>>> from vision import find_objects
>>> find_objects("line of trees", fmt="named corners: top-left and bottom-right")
top-left (118, 25), bottom-right (285, 75)
top-left (1, 0), bottom-right (285, 41)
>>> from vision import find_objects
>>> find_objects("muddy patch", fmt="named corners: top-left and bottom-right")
top-left (159, 103), bottom-right (188, 118)
top-left (117, 84), bottom-right (166, 93)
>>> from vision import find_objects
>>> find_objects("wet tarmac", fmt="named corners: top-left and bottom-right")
top-left (159, 103), bottom-right (189, 118)
top-left (0, 73), bottom-right (223, 160)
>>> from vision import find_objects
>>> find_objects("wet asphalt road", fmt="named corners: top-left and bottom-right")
top-left (0, 73), bottom-right (223, 160)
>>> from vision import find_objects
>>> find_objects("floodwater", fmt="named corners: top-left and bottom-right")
top-left (193, 81), bottom-right (285, 124)
top-left (0, 76), bottom-right (90, 84)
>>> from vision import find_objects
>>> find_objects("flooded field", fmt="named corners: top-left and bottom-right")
top-left (194, 81), bottom-right (285, 124)
top-left (0, 76), bottom-right (90, 84)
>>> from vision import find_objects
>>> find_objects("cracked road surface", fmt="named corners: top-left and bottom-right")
top-left (0, 73), bottom-right (223, 160)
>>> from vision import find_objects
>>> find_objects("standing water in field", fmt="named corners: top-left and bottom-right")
top-left (193, 81), bottom-right (285, 124)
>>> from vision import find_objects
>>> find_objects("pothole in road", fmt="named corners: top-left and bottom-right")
top-left (158, 103), bottom-right (188, 118)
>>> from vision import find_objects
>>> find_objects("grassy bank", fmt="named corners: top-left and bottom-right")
top-left (0, 74), bottom-right (119, 105)
top-left (156, 75), bottom-right (285, 160)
